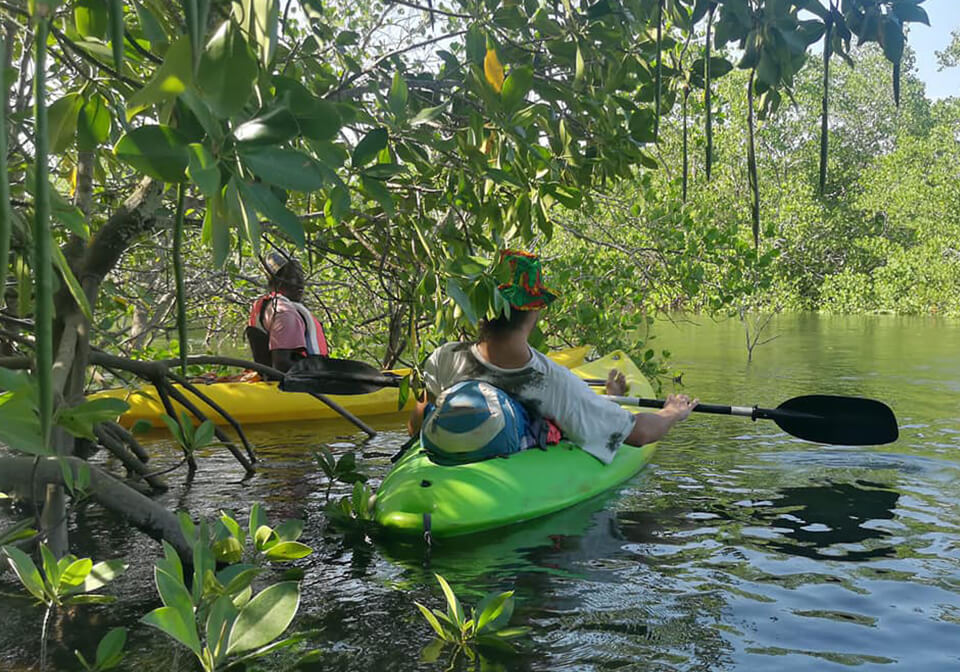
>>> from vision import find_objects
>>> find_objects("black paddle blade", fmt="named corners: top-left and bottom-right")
top-left (280, 357), bottom-right (399, 395)
top-left (768, 395), bottom-right (899, 446)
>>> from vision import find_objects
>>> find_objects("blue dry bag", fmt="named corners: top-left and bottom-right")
top-left (421, 381), bottom-right (531, 465)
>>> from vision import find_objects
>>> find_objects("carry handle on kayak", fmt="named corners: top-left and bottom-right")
top-left (603, 394), bottom-right (899, 446)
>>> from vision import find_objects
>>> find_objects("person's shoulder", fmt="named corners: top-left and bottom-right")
top-left (427, 340), bottom-right (471, 364)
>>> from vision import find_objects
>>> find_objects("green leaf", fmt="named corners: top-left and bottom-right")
top-left (360, 176), bottom-right (395, 216)
top-left (465, 24), bottom-right (485, 64)
top-left (160, 412), bottom-right (185, 445)
top-left (56, 397), bottom-right (129, 440)
top-left (248, 504), bottom-right (267, 541)
top-left (388, 71), bottom-right (408, 117)
top-left (881, 17), bottom-right (904, 64)
top-left (142, 606), bottom-right (202, 657)
top-left (502, 66), bottom-right (533, 113)
top-left (127, 35), bottom-right (193, 112)
top-left (447, 279), bottom-right (478, 326)
top-left (629, 108), bottom-right (656, 143)
top-left (296, 99), bottom-right (341, 141)
top-left (253, 524), bottom-right (275, 550)
top-left (410, 103), bottom-right (446, 126)
top-left (335, 30), bottom-right (358, 45)
top-left (130, 419), bottom-right (153, 434)
top-left (186, 143), bottom-right (220, 198)
top-left (40, 545), bottom-right (61, 598)
top-left (233, 105), bottom-right (299, 145)
top-left (47, 93), bottom-right (83, 153)
top-left (435, 574), bottom-right (464, 624)
top-left (475, 590), bottom-right (514, 633)
top-left (274, 77), bottom-right (341, 140)
top-left (220, 567), bottom-right (260, 595)
top-left (226, 581), bottom-right (301, 655)
top-left (57, 558), bottom-right (93, 592)
top-left (74, 0), bottom-right (108, 39)
top-left (239, 0), bottom-right (280, 66)
top-left (236, 180), bottom-right (305, 247)
top-left (134, 0), bottom-right (167, 46)
top-left (114, 125), bottom-right (190, 182)
top-left (574, 44), bottom-right (585, 87)
top-left (239, 147), bottom-right (325, 192)
top-left (206, 595), bottom-right (238, 664)
top-left (226, 178), bottom-right (260, 255)
top-left (197, 20), bottom-right (258, 118)
top-left (77, 94), bottom-right (112, 151)
top-left (192, 419), bottom-right (216, 449)
top-left (213, 536), bottom-right (245, 564)
top-left (0, 391), bottom-right (46, 456)
top-left (156, 541), bottom-right (184, 585)
top-left (415, 602), bottom-right (449, 640)
top-left (398, 375), bottom-right (410, 411)
top-left (94, 627), bottom-right (127, 670)
top-left (352, 127), bottom-right (388, 168)
top-left (272, 519), bottom-right (304, 542)
top-left (893, 3), bottom-right (929, 26)
top-left (80, 559), bottom-right (126, 592)
top-left (2, 546), bottom-right (46, 602)
top-left (52, 246), bottom-right (94, 323)
top-left (263, 541), bottom-right (312, 561)
top-left (202, 191), bottom-right (231, 268)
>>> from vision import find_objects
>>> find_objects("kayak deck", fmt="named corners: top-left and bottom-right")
top-left (374, 350), bottom-right (657, 538)
top-left (91, 346), bottom-right (593, 429)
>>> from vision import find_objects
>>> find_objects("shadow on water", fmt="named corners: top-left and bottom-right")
top-left (750, 481), bottom-right (899, 562)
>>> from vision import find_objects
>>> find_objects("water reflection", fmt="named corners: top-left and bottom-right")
top-left (752, 481), bottom-right (899, 562)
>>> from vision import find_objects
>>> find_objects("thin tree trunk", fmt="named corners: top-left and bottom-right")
top-left (819, 10), bottom-right (833, 196)
top-left (747, 68), bottom-right (760, 248)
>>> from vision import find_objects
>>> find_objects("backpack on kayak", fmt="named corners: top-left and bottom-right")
top-left (421, 381), bottom-right (538, 465)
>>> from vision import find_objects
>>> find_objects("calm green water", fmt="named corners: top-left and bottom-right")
top-left (2, 314), bottom-right (959, 670)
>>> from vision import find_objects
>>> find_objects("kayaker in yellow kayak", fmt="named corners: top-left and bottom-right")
top-left (408, 249), bottom-right (697, 464)
top-left (246, 251), bottom-right (329, 373)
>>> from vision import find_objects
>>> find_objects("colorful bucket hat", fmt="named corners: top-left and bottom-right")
top-left (497, 249), bottom-right (558, 311)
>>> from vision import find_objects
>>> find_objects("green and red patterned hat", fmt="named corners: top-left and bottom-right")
top-left (497, 249), bottom-right (558, 311)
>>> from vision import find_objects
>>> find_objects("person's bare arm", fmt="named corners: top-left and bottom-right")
top-left (624, 393), bottom-right (698, 446)
top-left (407, 397), bottom-right (429, 436)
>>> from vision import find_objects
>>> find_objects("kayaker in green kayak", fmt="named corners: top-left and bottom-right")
top-left (408, 249), bottom-right (697, 464)
top-left (246, 251), bottom-right (330, 373)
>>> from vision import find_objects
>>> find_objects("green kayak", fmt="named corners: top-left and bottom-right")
top-left (373, 350), bottom-right (658, 538)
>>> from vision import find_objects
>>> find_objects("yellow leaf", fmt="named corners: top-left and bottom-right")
top-left (69, 165), bottom-right (78, 198)
top-left (484, 49), bottom-right (505, 93)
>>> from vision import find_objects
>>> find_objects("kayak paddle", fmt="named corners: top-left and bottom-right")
top-left (603, 394), bottom-right (899, 446)
top-left (280, 357), bottom-right (405, 395)
top-left (280, 359), bottom-right (899, 446)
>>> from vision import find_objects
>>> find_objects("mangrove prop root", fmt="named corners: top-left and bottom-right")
top-left (0, 456), bottom-right (192, 559)
top-left (162, 383), bottom-right (256, 476)
top-left (94, 425), bottom-right (167, 492)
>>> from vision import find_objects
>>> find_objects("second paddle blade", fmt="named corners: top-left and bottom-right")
top-left (770, 395), bottom-right (899, 446)
top-left (281, 357), bottom-right (394, 395)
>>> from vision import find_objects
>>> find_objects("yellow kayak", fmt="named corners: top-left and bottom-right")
top-left (92, 346), bottom-right (592, 428)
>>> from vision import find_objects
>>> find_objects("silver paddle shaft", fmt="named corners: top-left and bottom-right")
top-left (602, 395), bottom-right (756, 418)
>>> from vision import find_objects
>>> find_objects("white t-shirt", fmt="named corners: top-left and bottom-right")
top-left (423, 342), bottom-right (635, 464)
